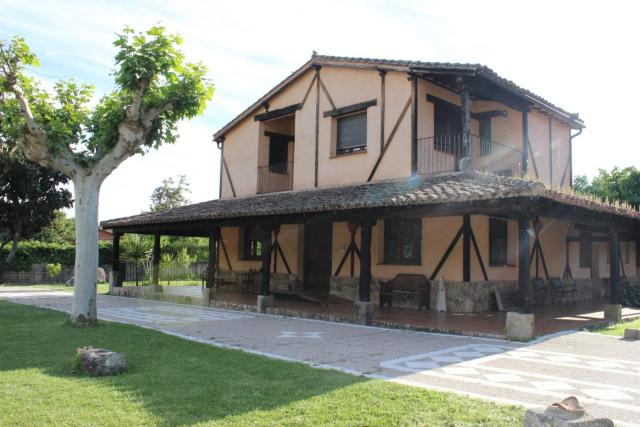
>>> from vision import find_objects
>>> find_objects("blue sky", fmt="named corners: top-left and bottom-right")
top-left (1, 0), bottom-right (639, 220)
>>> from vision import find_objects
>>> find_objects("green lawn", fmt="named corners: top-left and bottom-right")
top-left (0, 300), bottom-right (524, 426)
top-left (592, 317), bottom-right (640, 336)
top-left (20, 283), bottom-right (111, 295)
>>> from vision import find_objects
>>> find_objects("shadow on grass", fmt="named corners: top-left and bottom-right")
top-left (0, 300), bottom-right (366, 425)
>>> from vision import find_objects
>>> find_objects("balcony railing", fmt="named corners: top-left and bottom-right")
top-left (417, 133), bottom-right (523, 177)
top-left (257, 161), bottom-right (294, 193)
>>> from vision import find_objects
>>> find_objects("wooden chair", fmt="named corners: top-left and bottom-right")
top-left (379, 274), bottom-right (430, 310)
top-left (550, 277), bottom-right (577, 305)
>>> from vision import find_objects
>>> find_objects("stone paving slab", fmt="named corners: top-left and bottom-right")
top-left (2, 288), bottom-right (639, 426)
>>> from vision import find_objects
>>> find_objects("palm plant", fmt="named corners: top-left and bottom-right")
top-left (121, 234), bottom-right (152, 285)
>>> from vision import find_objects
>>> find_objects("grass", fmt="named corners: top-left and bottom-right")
top-left (0, 300), bottom-right (525, 426)
top-left (591, 317), bottom-right (640, 336)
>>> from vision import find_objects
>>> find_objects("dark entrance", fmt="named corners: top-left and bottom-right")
top-left (303, 221), bottom-right (332, 295)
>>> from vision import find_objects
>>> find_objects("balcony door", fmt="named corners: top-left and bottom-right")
top-left (267, 132), bottom-right (292, 175)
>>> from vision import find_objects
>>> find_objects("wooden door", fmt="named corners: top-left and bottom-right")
top-left (303, 222), bottom-right (332, 294)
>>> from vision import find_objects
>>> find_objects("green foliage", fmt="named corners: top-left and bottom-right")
top-left (149, 175), bottom-right (190, 212)
top-left (1, 25), bottom-right (214, 164)
top-left (45, 262), bottom-right (62, 278)
top-left (33, 211), bottom-right (75, 244)
top-left (574, 167), bottom-right (640, 209)
top-left (121, 234), bottom-right (151, 262)
top-left (0, 240), bottom-right (113, 271)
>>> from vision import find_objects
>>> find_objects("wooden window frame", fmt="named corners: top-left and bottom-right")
top-left (383, 218), bottom-right (422, 265)
top-left (335, 111), bottom-right (368, 156)
top-left (241, 225), bottom-right (263, 261)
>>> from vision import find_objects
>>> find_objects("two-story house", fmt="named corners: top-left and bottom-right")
top-left (103, 54), bottom-right (639, 329)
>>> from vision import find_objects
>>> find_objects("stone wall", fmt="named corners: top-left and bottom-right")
top-left (330, 276), bottom-right (381, 305)
top-left (429, 280), bottom-right (518, 313)
top-left (110, 285), bottom-right (209, 306)
top-left (1, 263), bottom-right (111, 285)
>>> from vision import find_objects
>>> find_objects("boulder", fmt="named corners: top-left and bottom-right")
top-left (76, 347), bottom-right (127, 376)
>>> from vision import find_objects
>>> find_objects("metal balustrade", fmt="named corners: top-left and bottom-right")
top-left (257, 161), bottom-right (294, 193)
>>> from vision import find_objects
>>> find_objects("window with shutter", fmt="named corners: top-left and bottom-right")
top-left (489, 217), bottom-right (508, 266)
top-left (383, 218), bottom-right (422, 265)
top-left (336, 112), bottom-right (367, 154)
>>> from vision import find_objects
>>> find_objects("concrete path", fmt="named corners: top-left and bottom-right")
top-left (3, 287), bottom-right (639, 426)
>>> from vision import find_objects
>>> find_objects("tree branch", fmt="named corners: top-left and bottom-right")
top-left (142, 100), bottom-right (173, 128)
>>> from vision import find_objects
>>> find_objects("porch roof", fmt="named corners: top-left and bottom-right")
top-left (101, 171), bottom-right (639, 234)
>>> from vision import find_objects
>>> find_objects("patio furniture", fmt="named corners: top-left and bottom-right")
top-left (550, 277), bottom-right (578, 305)
top-left (379, 274), bottom-right (430, 310)
top-left (240, 269), bottom-right (258, 294)
top-left (533, 278), bottom-right (550, 306)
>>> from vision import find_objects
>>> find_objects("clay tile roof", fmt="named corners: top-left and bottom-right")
top-left (101, 172), bottom-right (639, 229)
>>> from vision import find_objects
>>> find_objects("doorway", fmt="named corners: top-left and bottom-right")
top-left (303, 221), bottom-right (332, 295)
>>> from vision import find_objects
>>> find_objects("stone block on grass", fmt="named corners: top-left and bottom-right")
top-left (624, 328), bottom-right (640, 340)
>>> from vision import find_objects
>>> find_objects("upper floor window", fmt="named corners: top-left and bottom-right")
top-left (242, 225), bottom-right (263, 260)
top-left (337, 112), bottom-right (367, 154)
top-left (383, 218), bottom-right (421, 265)
top-left (434, 101), bottom-right (462, 155)
top-left (489, 217), bottom-right (508, 266)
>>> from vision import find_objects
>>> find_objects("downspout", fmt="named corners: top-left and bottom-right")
top-left (568, 128), bottom-right (582, 189)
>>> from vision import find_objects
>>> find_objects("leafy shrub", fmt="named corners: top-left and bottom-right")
top-left (0, 240), bottom-right (113, 271)
top-left (45, 263), bottom-right (62, 278)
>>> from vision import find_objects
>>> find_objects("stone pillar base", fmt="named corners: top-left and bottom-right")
top-left (257, 295), bottom-right (274, 313)
top-left (624, 328), bottom-right (640, 340)
top-left (354, 301), bottom-right (374, 325)
top-left (604, 304), bottom-right (622, 322)
top-left (506, 312), bottom-right (535, 341)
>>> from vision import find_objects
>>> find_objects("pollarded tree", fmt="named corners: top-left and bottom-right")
top-left (0, 27), bottom-right (214, 324)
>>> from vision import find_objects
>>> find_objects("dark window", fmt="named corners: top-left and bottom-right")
top-left (268, 136), bottom-right (289, 174)
top-left (479, 118), bottom-right (492, 156)
top-left (383, 218), bottom-right (421, 265)
top-left (489, 218), bottom-right (508, 266)
top-left (579, 231), bottom-right (592, 268)
top-left (434, 102), bottom-right (463, 155)
top-left (243, 225), bottom-right (263, 260)
top-left (337, 112), bottom-right (367, 154)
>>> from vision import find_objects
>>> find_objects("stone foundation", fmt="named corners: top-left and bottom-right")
top-left (330, 276), bottom-right (381, 305)
top-left (428, 280), bottom-right (517, 313)
top-left (110, 285), bottom-right (208, 306)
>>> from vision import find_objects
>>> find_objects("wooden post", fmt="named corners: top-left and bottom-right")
top-left (609, 231), bottom-right (620, 304)
top-left (410, 74), bottom-right (418, 174)
top-left (458, 79), bottom-right (472, 167)
top-left (151, 232), bottom-right (161, 285)
top-left (206, 228), bottom-right (219, 289)
top-left (314, 66), bottom-right (321, 188)
top-left (522, 110), bottom-right (529, 174)
top-left (358, 220), bottom-right (374, 302)
top-left (112, 232), bottom-right (122, 287)
top-left (260, 226), bottom-right (273, 296)
top-left (379, 70), bottom-right (386, 154)
top-left (518, 217), bottom-right (532, 312)
top-left (462, 215), bottom-right (471, 282)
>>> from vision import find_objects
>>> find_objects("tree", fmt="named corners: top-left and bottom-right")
top-left (0, 142), bottom-right (73, 268)
top-left (574, 167), bottom-right (640, 209)
top-left (33, 210), bottom-right (76, 244)
top-left (0, 27), bottom-right (214, 324)
top-left (150, 175), bottom-right (190, 212)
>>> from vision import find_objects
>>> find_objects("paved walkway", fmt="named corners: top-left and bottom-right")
top-left (2, 287), bottom-right (640, 426)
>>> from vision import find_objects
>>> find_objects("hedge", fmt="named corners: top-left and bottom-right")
top-left (0, 240), bottom-right (113, 271)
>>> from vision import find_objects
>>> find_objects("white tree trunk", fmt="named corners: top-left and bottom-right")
top-left (71, 175), bottom-right (101, 324)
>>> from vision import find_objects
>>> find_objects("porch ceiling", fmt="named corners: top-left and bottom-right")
top-left (101, 171), bottom-right (640, 235)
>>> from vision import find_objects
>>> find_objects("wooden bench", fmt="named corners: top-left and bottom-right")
top-left (379, 274), bottom-right (430, 310)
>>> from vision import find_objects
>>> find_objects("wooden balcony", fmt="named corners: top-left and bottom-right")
top-left (417, 133), bottom-right (523, 177)
top-left (257, 161), bottom-right (294, 194)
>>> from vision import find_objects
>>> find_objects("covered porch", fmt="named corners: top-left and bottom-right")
top-left (102, 171), bottom-right (640, 339)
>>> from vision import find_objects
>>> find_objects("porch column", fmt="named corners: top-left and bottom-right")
top-left (206, 227), bottom-right (219, 289)
top-left (260, 225), bottom-right (273, 296)
top-left (112, 232), bottom-right (122, 287)
top-left (518, 217), bottom-right (532, 312)
top-left (358, 220), bottom-right (375, 302)
top-left (457, 76), bottom-right (472, 169)
top-left (462, 215), bottom-right (471, 282)
top-left (609, 230), bottom-right (620, 304)
top-left (151, 232), bottom-right (161, 285)
top-left (522, 110), bottom-right (529, 174)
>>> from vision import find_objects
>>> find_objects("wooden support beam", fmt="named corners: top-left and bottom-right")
top-left (410, 74), bottom-right (418, 174)
top-left (458, 78), bottom-right (472, 167)
top-left (379, 70), bottom-right (386, 154)
top-left (430, 225), bottom-right (464, 281)
top-left (609, 231), bottom-right (620, 304)
top-left (253, 103), bottom-right (302, 121)
top-left (470, 228), bottom-right (489, 281)
top-left (358, 220), bottom-right (374, 302)
top-left (522, 110), bottom-right (529, 175)
top-left (463, 215), bottom-right (471, 282)
top-left (323, 99), bottom-right (376, 118)
top-left (206, 228), bottom-right (219, 289)
top-left (221, 154), bottom-right (236, 198)
top-left (112, 232), bottom-right (122, 287)
top-left (151, 232), bottom-right (161, 285)
top-left (518, 217), bottom-right (532, 312)
top-left (314, 66), bottom-right (321, 188)
top-left (548, 117), bottom-right (553, 185)
top-left (260, 226), bottom-right (273, 296)
top-left (367, 97), bottom-right (411, 182)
